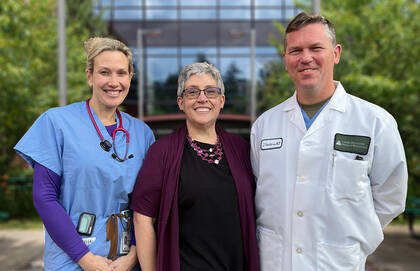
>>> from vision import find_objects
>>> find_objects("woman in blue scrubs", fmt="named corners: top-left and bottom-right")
top-left (14, 37), bottom-right (155, 270)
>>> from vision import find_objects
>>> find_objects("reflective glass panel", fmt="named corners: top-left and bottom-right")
top-left (220, 0), bottom-right (250, 6)
top-left (285, 8), bottom-right (299, 19)
top-left (255, 0), bottom-right (282, 6)
top-left (221, 57), bottom-right (250, 114)
top-left (181, 47), bottom-right (217, 56)
top-left (130, 47), bottom-right (138, 58)
top-left (181, 57), bottom-right (217, 68)
top-left (145, 0), bottom-right (177, 6)
top-left (147, 57), bottom-right (180, 114)
top-left (221, 57), bottom-right (250, 79)
top-left (98, 0), bottom-right (112, 5)
top-left (132, 47), bottom-right (178, 59)
top-left (285, 0), bottom-right (297, 6)
top-left (181, 9), bottom-right (217, 19)
top-left (220, 47), bottom-right (250, 55)
top-left (220, 8), bottom-right (250, 19)
top-left (181, 0), bottom-right (216, 6)
top-left (114, 0), bottom-right (141, 7)
top-left (255, 46), bottom-right (278, 55)
top-left (114, 9), bottom-right (142, 20)
top-left (256, 56), bottom-right (281, 79)
top-left (147, 47), bottom-right (178, 55)
top-left (147, 57), bottom-right (179, 83)
top-left (146, 9), bottom-right (177, 20)
top-left (255, 8), bottom-right (283, 20)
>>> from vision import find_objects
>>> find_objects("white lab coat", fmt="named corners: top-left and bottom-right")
top-left (250, 82), bottom-right (407, 271)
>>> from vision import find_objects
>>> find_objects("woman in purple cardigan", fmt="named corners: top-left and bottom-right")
top-left (131, 62), bottom-right (259, 271)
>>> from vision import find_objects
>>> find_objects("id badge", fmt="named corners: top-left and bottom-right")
top-left (121, 209), bottom-right (132, 220)
top-left (120, 231), bottom-right (131, 254)
top-left (119, 209), bottom-right (132, 255)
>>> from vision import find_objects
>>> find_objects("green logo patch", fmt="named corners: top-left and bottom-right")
top-left (334, 133), bottom-right (371, 155)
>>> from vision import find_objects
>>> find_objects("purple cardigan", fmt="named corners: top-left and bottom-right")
top-left (131, 126), bottom-right (259, 271)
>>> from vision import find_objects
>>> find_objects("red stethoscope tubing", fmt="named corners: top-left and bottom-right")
top-left (86, 99), bottom-right (131, 161)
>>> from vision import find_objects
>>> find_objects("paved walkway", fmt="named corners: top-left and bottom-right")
top-left (0, 225), bottom-right (419, 270)
top-left (0, 230), bottom-right (44, 271)
top-left (366, 225), bottom-right (420, 271)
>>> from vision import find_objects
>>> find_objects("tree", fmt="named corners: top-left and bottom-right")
top-left (152, 74), bottom-right (180, 115)
top-left (260, 0), bottom-right (420, 196)
top-left (223, 62), bottom-right (247, 114)
top-left (0, 0), bottom-right (107, 176)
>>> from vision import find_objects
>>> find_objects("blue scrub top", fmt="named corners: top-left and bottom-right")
top-left (15, 101), bottom-right (155, 270)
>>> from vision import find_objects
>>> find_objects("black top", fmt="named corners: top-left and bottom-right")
top-left (178, 139), bottom-right (244, 271)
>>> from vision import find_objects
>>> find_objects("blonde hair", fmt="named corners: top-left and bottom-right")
top-left (84, 37), bottom-right (134, 75)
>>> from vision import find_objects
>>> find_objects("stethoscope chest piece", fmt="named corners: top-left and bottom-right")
top-left (86, 99), bottom-right (133, 162)
top-left (100, 140), bottom-right (112, 152)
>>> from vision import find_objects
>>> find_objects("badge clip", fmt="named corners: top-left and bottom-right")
top-left (76, 212), bottom-right (96, 236)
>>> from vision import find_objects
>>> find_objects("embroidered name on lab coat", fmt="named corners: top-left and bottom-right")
top-left (334, 133), bottom-right (371, 155)
top-left (261, 138), bottom-right (283, 150)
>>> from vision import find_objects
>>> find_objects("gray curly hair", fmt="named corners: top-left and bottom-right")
top-left (177, 62), bottom-right (225, 97)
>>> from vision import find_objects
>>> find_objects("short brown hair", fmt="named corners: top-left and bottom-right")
top-left (284, 12), bottom-right (337, 50)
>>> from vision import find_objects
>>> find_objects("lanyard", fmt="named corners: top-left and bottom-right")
top-left (86, 99), bottom-right (133, 162)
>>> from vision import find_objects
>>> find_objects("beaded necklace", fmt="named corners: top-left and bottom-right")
top-left (187, 134), bottom-right (223, 164)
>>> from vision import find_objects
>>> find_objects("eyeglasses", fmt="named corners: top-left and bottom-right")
top-left (182, 87), bottom-right (221, 99)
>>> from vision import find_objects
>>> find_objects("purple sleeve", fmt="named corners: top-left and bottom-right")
top-left (33, 162), bottom-right (89, 263)
top-left (130, 143), bottom-right (164, 218)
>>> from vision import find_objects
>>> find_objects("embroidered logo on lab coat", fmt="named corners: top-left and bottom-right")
top-left (261, 138), bottom-right (283, 150)
top-left (334, 133), bottom-right (371, 155)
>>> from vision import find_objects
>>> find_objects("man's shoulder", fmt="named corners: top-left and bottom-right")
top-left (346, 93), bottom-right (395, 122)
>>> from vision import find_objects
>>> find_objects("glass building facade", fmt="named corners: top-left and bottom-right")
top-left (94, 0), bottom-right (300, 117)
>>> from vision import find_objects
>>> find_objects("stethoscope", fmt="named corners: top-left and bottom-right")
top-left (86, 99), bottom-right (133, 162)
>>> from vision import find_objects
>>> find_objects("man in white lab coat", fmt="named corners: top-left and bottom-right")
top-left (250, 12), bottom-right (407, 271)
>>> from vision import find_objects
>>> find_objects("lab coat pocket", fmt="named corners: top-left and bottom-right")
top-left (257, 226), bottom-right (283, 270)
top-left (329, 155), bottom-right (369, 201)
top-left (317, 242), bottom-right (361, 271)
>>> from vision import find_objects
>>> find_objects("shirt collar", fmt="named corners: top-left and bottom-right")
top-left (283, 81), bottom-right (347, 113)
top-left (328, 81), bottom-right (347, 112)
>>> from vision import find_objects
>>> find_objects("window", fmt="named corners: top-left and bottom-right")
top-left (181, 47), bottom-right (217, 56)
top-left (146, 9), bottom-right (177, 20)
top-left (220, 8), bottom-right (250, 19)
top-left (220, 0), bottom-right (250, 6)
top-left (114, 0), bottom-right (141, 7)
top-left (114, 9), bottom-right (141, 20)
top-left (146, 0), bottom-right (177, 6)
top-left (255, 0), bottom-right (282, 6)
top-left (255, 9), bottom-right (283, 20)
top-left (181, 56), bottom-right (217, 68)
top-left (181, 0), bottom-right (216, 6)
top-left (181, 9), bottom-right (217, 20)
